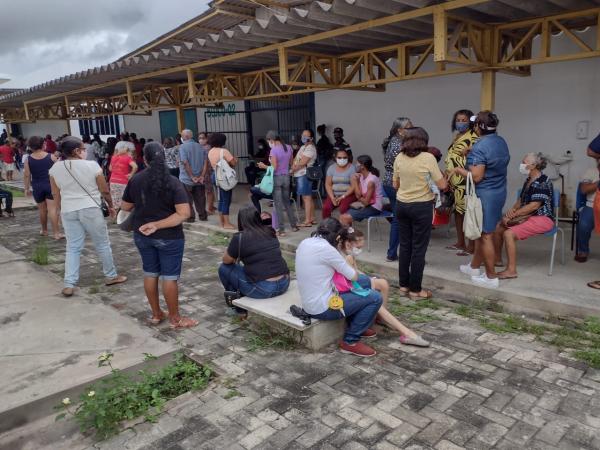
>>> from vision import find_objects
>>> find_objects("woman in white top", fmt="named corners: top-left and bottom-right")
top-left (49, 136), bottom-right (127, 297)
top-left (295, 218), bottom-right (383, 358)
top-left (292, 129), bottom-right (317, 227)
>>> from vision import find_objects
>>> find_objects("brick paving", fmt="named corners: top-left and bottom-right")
top-left (2, 209), bottom-right (600, 450)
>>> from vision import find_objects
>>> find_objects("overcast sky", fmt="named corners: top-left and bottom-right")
top-left (1, 0), bottom-right (210, 89)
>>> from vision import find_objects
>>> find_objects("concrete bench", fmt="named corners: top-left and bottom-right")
top-left (232, 280), bottom-right (345, 351)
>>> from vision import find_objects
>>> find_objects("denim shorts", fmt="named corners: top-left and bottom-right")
top-left (134, 233), bottom-right (184, 280)
top-left (295, 175), bottom-right (312, 196)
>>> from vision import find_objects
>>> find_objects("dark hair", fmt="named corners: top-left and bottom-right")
top-left (337, 227), bottom-right (364, 250)
top-left (45, 134), bottom-right (52, 140)
top-left (58, 136), bottom-right (83, 157)
top-left (474, 110), bottom-right (499, 135)
top-left (312, 218), bottom-right (343, 247)
top-left (401, 127), bottom-right (429, 158)
top-left (451, 109), bottom-right (474, 132)
top-left (143, 142), bottom-right (171, 195)
top-left (335, 148), bottom-right (349, 159)
top-left (356, 154), bottom-right (380, 177)
top-left (130, 132), bottom-right (138, 142)
top-left (304, 129), bottom-right (315, 139)
top-left (317, 124), bottom-right (326, 135)
top-left (162, 137), bottom-right (175, 148)
top-left (81, 134), bottom-right (90, 144)
top-left (28, 136), bottom-right (44, 151)
top-left (428, 146), bottom-right (442, 162)
top-left (139, 138), bottom-right (146, 146)
top-left (237, 205), bottom-right (275, 238)
top-left (92, 133), bottom-right (102, 144)
top-left (198, 132), bottom-right (208, 140)
top-left (106, 137), bottom-right (117, 156)
top-left (208, 132), bottom-right (226, 148)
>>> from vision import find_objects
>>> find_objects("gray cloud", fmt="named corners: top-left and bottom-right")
top-left (1, 0), bottom-right (210, 89)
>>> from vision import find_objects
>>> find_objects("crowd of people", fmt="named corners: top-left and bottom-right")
top-left (1, 110), bottom-right (598, 355)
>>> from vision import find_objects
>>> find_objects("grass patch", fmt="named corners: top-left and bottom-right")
top-left (388, 297), bottom-right (441, 324)
top-left (283, 255), bottom-right (296, 273)
top-left (30, 239), bottom-right (49, 265)
top-left (56, 352), bottom-right (213, 440)
top-left (88, 285), bottom-right (100, 295)
top-left (223, 389), bottom-right (242, 399)
top-left (245, 322), bottom-right (299, 352)
top-left (207, 232), bottom-right (231, 247)
top-left (0, 187), bottom-right (24, 197)
top-left (573, 349), bottom-right (600, 368)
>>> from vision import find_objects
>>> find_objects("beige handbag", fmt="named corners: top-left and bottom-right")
top-left (463, 172), bottom-right (483, 240)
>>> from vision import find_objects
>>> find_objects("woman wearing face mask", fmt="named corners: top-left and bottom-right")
top-left (492, 153), bottom-right (554, 279)
top-left (338, 228), bottom-right (430, 347)
top-left (382, 117), bottom-right (412, 261)
top-left (445, 109), bottom-right (478, 256)
top-left (450, 111), bottom-right (510, 289)
top-left (258, 130), bottom-right (298, 236)
top-left (348, 155), bottom-right (384, 221)
top-left (322, 149), bottom-right (357, 218)
top-left (198, 132), bottom-right (216, 215)
top-left (292, 129), bottom-right (317, 227)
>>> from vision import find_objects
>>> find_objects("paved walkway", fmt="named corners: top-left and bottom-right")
top-left (1, 210), bottom-right (600, 450)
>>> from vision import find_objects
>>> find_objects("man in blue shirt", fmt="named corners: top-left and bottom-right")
top-left (587, 132), bottom-right (600, 159)
top-left (179, 129), bottom-right (208, 222)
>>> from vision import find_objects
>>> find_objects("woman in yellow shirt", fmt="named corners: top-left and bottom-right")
top-left (393, 127), bottom-right (448, 299)
top-left (445, 109), bottom-right (478, 255)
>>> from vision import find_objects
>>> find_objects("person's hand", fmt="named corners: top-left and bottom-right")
top-left (139, 222), bottom-right (158, 236)
top-left (257, 162), bottom-right (268, 170)
top-left (108, 207), bottom-right (116, 219)
top-left (25, 190), bottom-right (31, 197)
top-left (332, 197), bottom-right (340, 206)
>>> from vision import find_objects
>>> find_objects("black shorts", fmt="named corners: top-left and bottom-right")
top-left (32, 184), bottom-right (53, 203)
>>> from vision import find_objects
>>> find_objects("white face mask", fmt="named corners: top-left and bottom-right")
top-left (337, 158), bottom-right (348, 167)
top-left (351, 247), bottom-right (362, 256)
top-left (519, 163), bottom-right (530, 175)
top-left (268, 141), bottom-right (275, 149)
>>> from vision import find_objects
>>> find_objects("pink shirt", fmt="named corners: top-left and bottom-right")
top-left (360, 173), bottom-right (384, 211)
top-left (269, 144), bottom-right (292, 176)
top-left (110, 154), bottom-right (133, 185)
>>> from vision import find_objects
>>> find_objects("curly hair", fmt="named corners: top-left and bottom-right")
top-left (58, 136), bottom-right (83, 158)
top-left (451, 109), bottom-right (474, 132)
top-left (401, 127), bottom-right (429, 158)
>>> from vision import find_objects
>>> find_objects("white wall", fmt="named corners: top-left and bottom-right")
top-left (123, 110), bottom-right (162, 141)
top-left (315, 34), bottom-right (600, 213)
top-left (19, 120), bottom-right (68, 138)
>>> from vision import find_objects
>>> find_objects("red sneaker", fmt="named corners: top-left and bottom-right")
top-left (361, 328), bottom-right (377, 338)
top-left (339, 341), bottom-right (377, 357)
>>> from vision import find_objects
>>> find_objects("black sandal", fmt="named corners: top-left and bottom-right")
top-left (224, 290), bottom-right (241, 307)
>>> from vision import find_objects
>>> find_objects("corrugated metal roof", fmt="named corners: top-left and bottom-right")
top-left (1, 0), bottom-right (598, 108)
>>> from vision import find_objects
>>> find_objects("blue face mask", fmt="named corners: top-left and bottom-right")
top-left (455, 122), bottom-right (469, 133)
top-left (301, 136), bottom-right (311, 144)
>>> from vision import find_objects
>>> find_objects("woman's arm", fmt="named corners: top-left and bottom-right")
top-left (222, 251), bottom-right (236, 264)
top-left (50, 176), bottom-right (61, 207)
top-left (325, 175), bottom-right (336, 202)
top-left (23, 159), bottom-right (31, 195)
top-left (96, 174), bottom-right (115, 216)
top-left (128, 161), bottom-right (138, 179)
top-left (453, 165), bottom-right (485, 184)
top-left (292, 154), bottom-right (311, 173)
top-left (120, 200), bottom-right (134, 212)
top-left (581, 181), bottom-right (598, 194)
top-left (138, 203), bottom-right (191, 236)
top-left (359, 180), bottom-right (375, 206)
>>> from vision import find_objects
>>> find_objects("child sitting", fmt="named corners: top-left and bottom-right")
top-left (337, 228), bottom-right (430, 347)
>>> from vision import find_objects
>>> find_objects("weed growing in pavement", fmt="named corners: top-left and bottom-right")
top-left (30, 239), bottom-right (49, 265)
top-left (388, 296), bottom-right (441, 324)
top-left (283, 254), bottom-right (296, 273)
top-left (223, 389), bottom-right (243, 399)
top-left (245, 321), bottom-right (300, 352)
top-left (207, 232), bottom-right (231, 247)
top-left (452, 299), bottom-right (600, 368)
top-left (88, 284), bottom-right (100, 295)
top-left (55, 352), bottom-right (213, 440)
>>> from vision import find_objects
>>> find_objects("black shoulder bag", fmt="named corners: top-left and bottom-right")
top-left (64, 161), bottom-right (110, 217)
top-left (224, 232), bottom-right (243, 308)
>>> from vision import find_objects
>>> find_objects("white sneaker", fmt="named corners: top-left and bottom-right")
top-left (471, 274), bottom-right (499, 289)
top-left (460, 264), bottom-right (481, 277)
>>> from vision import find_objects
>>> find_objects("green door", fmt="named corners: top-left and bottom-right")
top-left (159, 109), bottom-right (198, 142)
top-left (159, 110), bottom-right (177, 142)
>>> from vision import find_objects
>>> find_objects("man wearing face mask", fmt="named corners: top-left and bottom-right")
top-left (492, 153), bottom-right (554, 280)
top-left (333, 127), bottom-right (353, 164)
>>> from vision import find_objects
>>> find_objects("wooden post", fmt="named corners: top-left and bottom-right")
top-left (176, 106), bottom-right (185, 132)
top-left (433, 6), bottom-right (447, 62)
top-left (186, 68), bottom-right (196, 99)
top-left (480, 70), bottom-right (496, 111)
top-left (5, 121), bottom-right (11, 138)
top-left (126, 81), bottom-right (134, 106)
top-left (278, 47), bottom-right (288, 86)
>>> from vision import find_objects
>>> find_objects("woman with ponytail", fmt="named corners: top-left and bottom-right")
top-left (120, 142), bottom-right (197, 329)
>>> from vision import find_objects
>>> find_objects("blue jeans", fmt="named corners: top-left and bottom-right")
top-left (383, 185), bottom-right (399, 259)
top-left (218, 263), bottom-right (290, 298)
top-left (310, 274), bottom-right (382, 344)
top-left (61, 207), bottom-right (117, 288)
top-left (577, 206), bottom-right (595, 254)
top-left (250, 185), bottom-right (272, 213)
top-left (349, 205), bottom-right (381, 221)
top-left (212, 173), bottom-right (232, 215)
top-left (134, 234), bottom-right (184, 280)
top-left (0, 188), bottom-right (14, 214)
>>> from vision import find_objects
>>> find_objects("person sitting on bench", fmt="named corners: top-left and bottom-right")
top-left (219, 205), bottom-right (290, 304)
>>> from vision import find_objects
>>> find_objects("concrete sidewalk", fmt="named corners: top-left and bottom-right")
top-left (0, 245), bottom-right (176, 431)
top-left (189, 185), bottom-right (600, 320)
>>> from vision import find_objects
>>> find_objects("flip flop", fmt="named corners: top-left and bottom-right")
top-left (170, 317), bottom-right (199, 329)
top-left (456, 251), bottom-right (470, 256)
top-left (408, 290), bottom-right (433, 300)
top-left (398, 287), bottom-right (409, 296)
top-left (587, 281), bottom-right (600, 290)
top-left (147, 311), bottom-right (168, 325)
top-left (297, 223), bottom-right (312, 228)
top-left (105, 275), bottom-right (128, 286)
top-left (497, 273), bottom-right (518, 280)
top-left (445, 245), bottom-right (463, 251)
